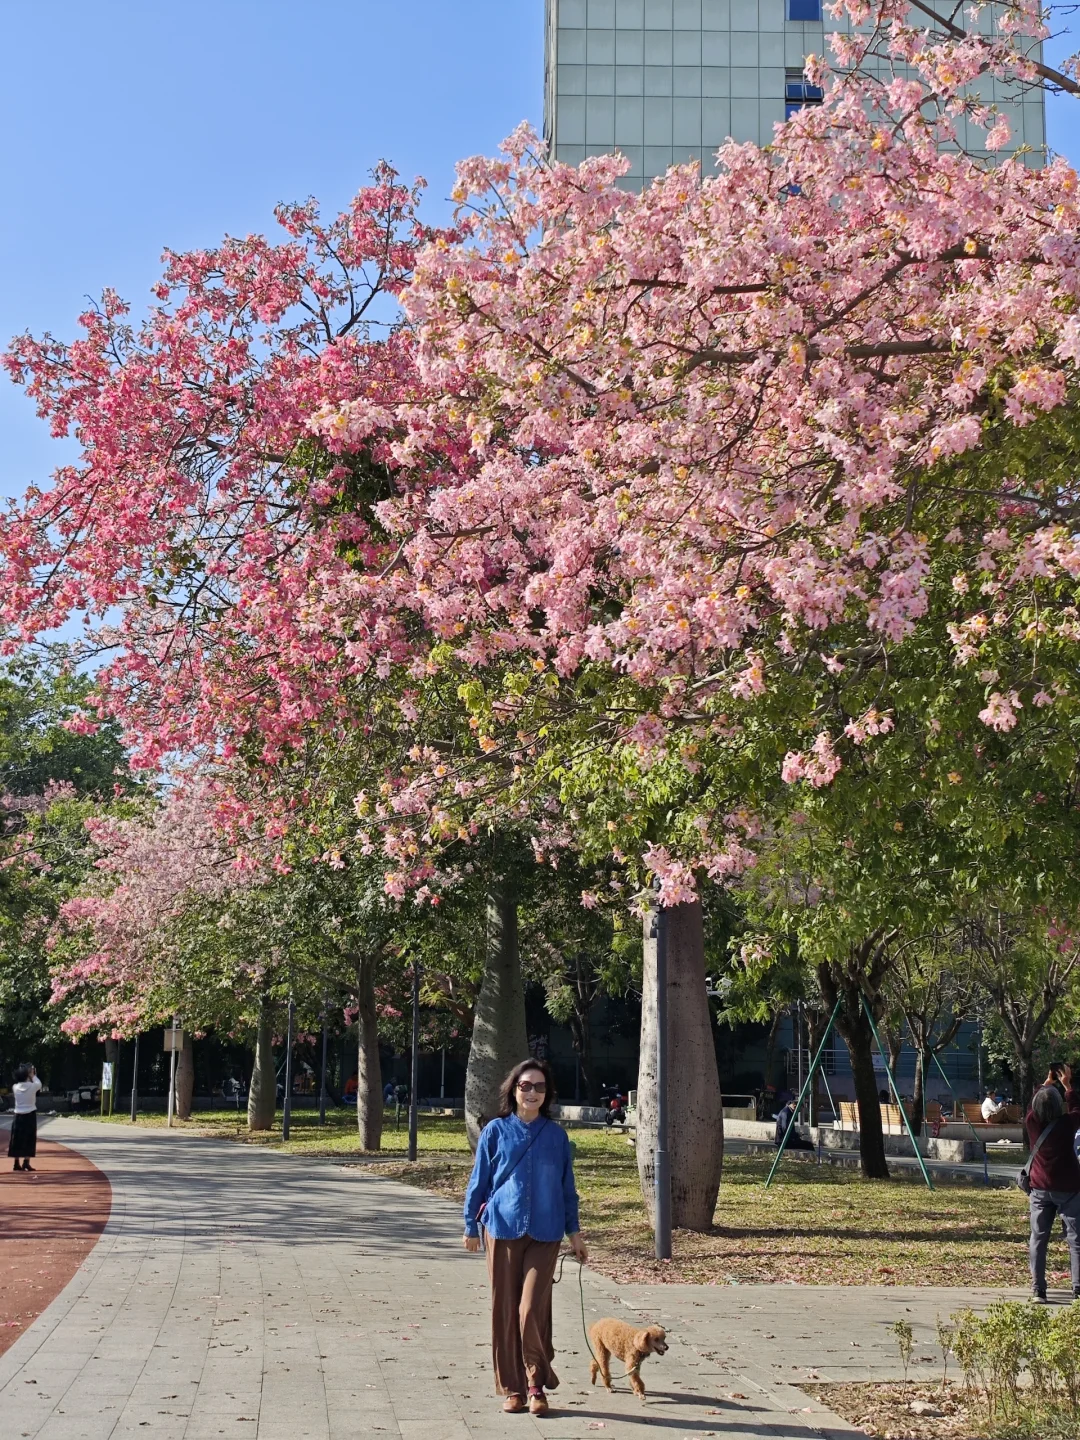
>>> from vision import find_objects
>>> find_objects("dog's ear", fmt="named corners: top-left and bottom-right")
top-left (633, 1329), bottom-right (651, 1352)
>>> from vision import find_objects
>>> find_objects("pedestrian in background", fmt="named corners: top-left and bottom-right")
top-left (1025, 1065), bottom-right (1080, 1302)
top-left (981, 1088), bottom-right (1005, 1121)
top-left (463, 1058), bottom-right (587, 1416)
top-left (8, 1064), bottom-right (42, 1173)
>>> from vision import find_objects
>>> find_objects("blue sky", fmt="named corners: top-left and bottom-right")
top-left (0, 0), bottom-right (546, 499)
top-left (1, 0), bottom-right (1078, 505)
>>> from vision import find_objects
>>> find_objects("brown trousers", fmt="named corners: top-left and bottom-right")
top-left (485, 1233), bottom-right (562, 1396)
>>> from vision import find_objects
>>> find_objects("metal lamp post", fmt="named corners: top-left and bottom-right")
top-left (654, 906), bottom-right (671, 1261)
top-left (408, 964), bottom-right (421, 1162)
top-left (319, 1000), bottom-right (329, 1126)
top-left (129, 1033), bottom-right (139, 1123)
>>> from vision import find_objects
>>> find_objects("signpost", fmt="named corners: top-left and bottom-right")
top-left (100, 1061), bottom-right (114, 1117)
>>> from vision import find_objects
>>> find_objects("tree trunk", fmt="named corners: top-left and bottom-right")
top-left (762, 1008), bottom-right (784, 1093)
top-left (885, 1027), bottom-right (903, 1081)
top-left (817, 941), bottom-right (893, 1181)
top-left (356, 958), bottom-right (383, 1151)
top-left (844, 1013), bottom-right (890, 1180)
top-left (175, 1031), bottom-right (194, 1120)
top-left (247, 996), bottom-right (277, 1132)
top-left (637, 901), bottom-right (724, 1232)
top-left (1016, 1048), bottom-right (1036, 1114)
top-left (465, 884), bottom-right (529, 1150)
top-left (570, 982), bottom-right (599, 1106)
top-left (911, 1049), bottom-right (927, 1132)
top-left (806, 1008), bottom-right (828, 1126)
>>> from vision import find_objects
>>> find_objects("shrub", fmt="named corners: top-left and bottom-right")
top-left (919, 1300), bottom-right (1080, 1432)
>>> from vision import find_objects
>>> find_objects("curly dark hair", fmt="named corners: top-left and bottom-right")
top-left (497, 1058), bottom-right (556, 1120)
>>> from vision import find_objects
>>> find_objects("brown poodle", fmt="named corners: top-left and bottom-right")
top-left (588, 1318), bottom-right (668, 1400)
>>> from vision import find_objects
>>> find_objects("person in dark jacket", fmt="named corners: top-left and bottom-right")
top-left (1025, 1066), bottom-right (1080, 1301)
top-left (774, 1098), bottom-right (814, 1150)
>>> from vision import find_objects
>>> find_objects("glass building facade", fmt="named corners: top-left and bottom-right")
top-left (544, 0), bottom-right (1046, 188)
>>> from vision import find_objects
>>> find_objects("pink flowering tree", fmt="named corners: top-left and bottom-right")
top-left (0, 169), bottom-right (448, 782)
top-left (387, 51), bottom-right (1080, 884)
top-left (49, 778), bottom-right (256, 1119)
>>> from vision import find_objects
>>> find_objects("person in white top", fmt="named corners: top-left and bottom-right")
top-left (981, 1089), bottom-right (1005, 1122)
top-left (8, 1064), bottom-right (42, 1172)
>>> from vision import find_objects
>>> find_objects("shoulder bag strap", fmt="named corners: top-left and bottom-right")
top-left (1028, 1116), bottom-right (1061, 1167)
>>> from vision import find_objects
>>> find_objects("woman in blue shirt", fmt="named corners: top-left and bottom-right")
top-left (463, 1058), bottom-right (587, 1415)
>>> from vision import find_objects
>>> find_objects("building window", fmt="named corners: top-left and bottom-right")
top-left (785, 69), bottom-right (824, 119)
top-left (787, 0), bottom-right (823, 19)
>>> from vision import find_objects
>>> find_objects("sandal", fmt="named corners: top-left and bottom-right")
top-left (528, 1388), bottom-right (549, 1416)
top-left (502, 1394), bottom-right (526, 1413)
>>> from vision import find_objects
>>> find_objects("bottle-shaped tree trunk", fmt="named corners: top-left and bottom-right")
top-left (465, 884), bottom-right (529, 1151)
top-left (636, 901), bottom-right (724, 1232)
top-left (104, 1036), bottom-right (119, 1112)
top-left (356, 957), bottom-right (383, 1151)
top-left (247, 996), bottom-right (277, 1131)
top-left (175, 1031), bottom-right (194, 1120)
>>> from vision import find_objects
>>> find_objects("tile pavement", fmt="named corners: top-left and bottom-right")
top-left (0, 1119), bottom-right (1029, 1440)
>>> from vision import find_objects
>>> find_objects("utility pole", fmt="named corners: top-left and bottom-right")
top-left (654, 906), bottom-right (671, 1261)
top-left (129, 1034), bottom-right (139, 1123)
top-left (440, 1047), bottom-right (446, 1101)
top-left (282, 997), bottom-right (295, 1142)
top-left (408, 964), bottom-right (421, 1161)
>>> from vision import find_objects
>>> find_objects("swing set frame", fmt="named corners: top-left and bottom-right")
top-left (765, 994), bottom-right (936, 1191)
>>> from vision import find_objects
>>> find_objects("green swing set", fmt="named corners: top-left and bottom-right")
top-left (764, 993), bottom-right (935, 1191)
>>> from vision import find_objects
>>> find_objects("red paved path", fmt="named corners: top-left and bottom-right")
top-left (0, 1128), bottom-right (111, 1356)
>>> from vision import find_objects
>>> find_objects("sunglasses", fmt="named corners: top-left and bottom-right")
top-left (517, 1081), bottom-right (546, 1093)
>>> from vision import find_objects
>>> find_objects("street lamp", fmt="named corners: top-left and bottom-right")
top-left (408, 963), bottom-right (421, 1162)
top-left (319, 997), bottom-right (329, 1126)
top-left (129, 1033), bottom-right (139, 1123)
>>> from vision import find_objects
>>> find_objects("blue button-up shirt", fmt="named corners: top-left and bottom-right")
top-left (463, 1114), bottom-right (581, 1242)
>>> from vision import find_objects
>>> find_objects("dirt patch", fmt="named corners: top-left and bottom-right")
top-left (0, 1129), bottom-right (112, 1356)
top-left (804, 1380), bottom-right (1080, 1439)
top-left (804, 1381), bottom-right (981, 1437)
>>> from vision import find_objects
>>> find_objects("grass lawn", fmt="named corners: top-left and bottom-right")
top-left (89, 1108), bottom-right (1044, 1288)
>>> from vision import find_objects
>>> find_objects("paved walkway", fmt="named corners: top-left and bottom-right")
top-left (0, 1120), bottom-right (1030, 1440)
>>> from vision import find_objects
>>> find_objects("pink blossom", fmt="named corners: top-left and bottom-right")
top-left (978, 690), bottom-right (1022, 732)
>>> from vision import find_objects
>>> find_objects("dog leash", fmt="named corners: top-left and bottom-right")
top-left (553, 1254), bottom-right (642, 1391)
